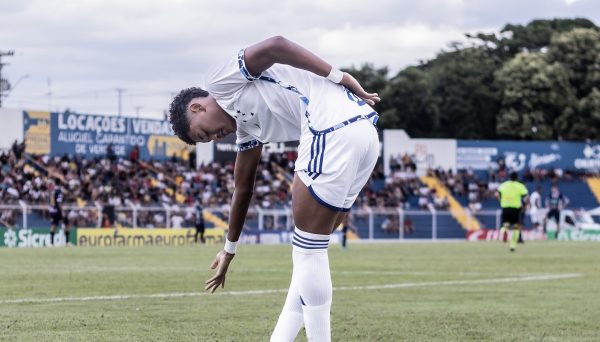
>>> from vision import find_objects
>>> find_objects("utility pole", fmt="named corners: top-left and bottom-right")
top-left (46, 78), bottom-right (52, 112)
top-left (0, 50), bottom-right (15, 108)
top-left (134, 106), bottom-right (142, 117)
top-left (115, 88), bottom-right (126, 116)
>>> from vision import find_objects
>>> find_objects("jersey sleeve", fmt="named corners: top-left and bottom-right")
top-left (520, 184), bottom-right (529, 196)
top-left (205, 49), bottom-right (261, 109)
top-left (235, 126), bottom-right (262, 152)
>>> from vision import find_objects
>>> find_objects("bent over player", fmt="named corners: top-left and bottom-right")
top-left (169, 36), bottom-right (380, 341)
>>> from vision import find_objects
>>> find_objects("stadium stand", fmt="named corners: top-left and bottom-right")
top-left (2, 141), bottom-right (598, 238)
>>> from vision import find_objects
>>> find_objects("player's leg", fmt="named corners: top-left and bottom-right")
top-left (555, 210), bottom-right (561, 239)
top-left (509, 225), bottom-right (520, 251)
top-left (199, 223), bottom-right (206, 243)
top-left (274, 120), bottom-right (378, 342)
top-left (341, 216), bottom-right (348, 249)
top-left (49, 212), bottom-right (59, 245)
top-left (49, 224), bottom-right (56, 245)
top-left (509, 209), bottom-right (520, 251)
top-left (280, 175), bottom-right (340, 341)
top-left (500, 209), bottom-right (509, 242)
top-left (517, 209), bottom-right (524, 244)
top-left (272, 176), bottom-right (338, 341)
top-left (63, 216), bottom-right (70, 246)
top-left (270, 245), bottom-right (306, 341)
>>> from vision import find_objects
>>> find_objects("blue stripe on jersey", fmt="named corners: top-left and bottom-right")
top-left (292, 240), bottom-right (329, 250)
top-left (237, 139), bottom-right (263, 152)
top-left (312, 135), bottom-right (320, 173)
top-left (293, 233), bottom-right (329, 245)
top-left (292, 241), bottom-right (328, 250)
top-left (309, 111), bottom-right (379, 136)
top-left (237, 49), bottom-right (260, 81)
top-left (318, 133), bottom-right (326, 173)
top-left (309, 135), bottom-right (316, 172)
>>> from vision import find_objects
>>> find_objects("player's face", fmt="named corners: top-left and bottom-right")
top-left (186, 95), bottom-right (237, 143)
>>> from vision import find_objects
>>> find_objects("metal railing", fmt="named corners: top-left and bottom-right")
top-left (2, 203), bottom-right (597, 241)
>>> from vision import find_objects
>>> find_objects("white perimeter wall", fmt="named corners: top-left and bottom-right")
top-left (383, 129), bottom-right (457, 176)
top-left (0, 108), bottom-right (23, 151)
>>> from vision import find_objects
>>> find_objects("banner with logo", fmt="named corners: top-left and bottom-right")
top-left (77, 228), bottom-right (224, 247)
top-left (23, 111), bottom-right (194, 160)
top-left (466, 229), bottom-right (547, 241)
top-left (553, 230), bottom-right (600, 242)
top-left (457, 140), bottom-right (600, 172)
top-left (213, 134), bottom-right (299, 162)
top-left (23, 111), bottom-right (51, 155)
top-left (0, 228), bottom-right (77, 248)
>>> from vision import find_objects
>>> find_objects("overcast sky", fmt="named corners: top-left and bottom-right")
top-left (1, 0), bottom-right (599, 119)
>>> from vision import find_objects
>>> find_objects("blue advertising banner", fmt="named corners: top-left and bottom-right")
top-left (457, 140), bottom-right (600, 172)
top-left (23, 111), bottom-right (193, 160)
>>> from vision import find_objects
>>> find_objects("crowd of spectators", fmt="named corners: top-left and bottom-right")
top-left (431, 158), bottom-right (599, 213)
top-left (3, 141), bottom-right (597, 229)
top-left (0, 141), bottom-right (299, 228)
top-left (0, 143), bottom-right (459, 229)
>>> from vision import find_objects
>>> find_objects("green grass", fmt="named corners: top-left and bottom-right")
top-left (1, 241), bottom-right (599, 341)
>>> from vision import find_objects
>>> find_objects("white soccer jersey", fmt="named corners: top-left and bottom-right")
top-left (529, 191), bottom-right (541, 210)
top-left (205, 49), bottom-right (376, 150)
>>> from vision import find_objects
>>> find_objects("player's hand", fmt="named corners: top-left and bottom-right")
top-left (340, 72), bottom-right (381, 106)
top-left (204, 250), bottom-right (235, 293)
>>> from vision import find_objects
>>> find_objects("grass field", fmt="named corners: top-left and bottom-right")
top-left (1, 241), bottom-right (599, 341)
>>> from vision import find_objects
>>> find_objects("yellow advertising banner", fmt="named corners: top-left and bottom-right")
top-left (23, 111), bottom-right (51, 155)
top-left (77, 228), bottom-right (224, 247)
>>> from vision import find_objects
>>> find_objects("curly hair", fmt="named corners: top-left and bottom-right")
top-left (169, 87), bottom-right (209, 145)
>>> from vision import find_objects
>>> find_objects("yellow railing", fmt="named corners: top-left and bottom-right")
top-left (420, 176), bottom-right (481, 231)
top-left (586, 177), bottom-right (600, 204)
top-left (203, 211), bottom-right (228, 229)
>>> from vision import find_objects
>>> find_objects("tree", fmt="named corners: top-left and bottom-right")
top-left (423, 47), bottom-right (502, 138)
top-left (573, 88), bottom-right (600, 140)
top-left (379, 66), bottom-right (438, 134)
top-left (341, 18), bottom-right (600, 139)
top-left (498, 18), bottom-right (597, 55)
top-left (548, 28), bottom-right (600, 98)
top-left (495, 52), bottom-right (575, 139)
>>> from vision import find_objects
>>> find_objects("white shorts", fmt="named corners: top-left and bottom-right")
top-left (294, 119), bottom-right (379, 211)
top-left (530, 209), bottom-right (547, 224)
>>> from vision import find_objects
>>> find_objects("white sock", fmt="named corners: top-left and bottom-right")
top-left (271, 261), bottom-right (304, 342)
top-left (292, 227), bottom-right (332, 342)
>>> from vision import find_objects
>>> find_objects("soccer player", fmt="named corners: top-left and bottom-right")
top-left (195, 199), bottom-right (206, 244)
top-left (528, 186), bottom-right (544, 232)
top-left (495, 172), bottom-right (529, 252)
top-left (545, 185), bottom-right (569, 239)
top-left (49, 178), bottom-right (70, 246)
top-left (169, 36), bottom-right (380, 342)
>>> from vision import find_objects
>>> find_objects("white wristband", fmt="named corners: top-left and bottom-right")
top-left (224, 238), bottom-right (238, 254)
top-left (326, 68), bottom-right (344, 83)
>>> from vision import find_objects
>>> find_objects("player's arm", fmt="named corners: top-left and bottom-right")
top-left (204, 145), bottom-right (263, 293)
top-left (228, 145), bottom-right (263, 242)
top-left (243, 36), bottom-right (380, 106)
top-left (563, 195), bottom-right (570, 208)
